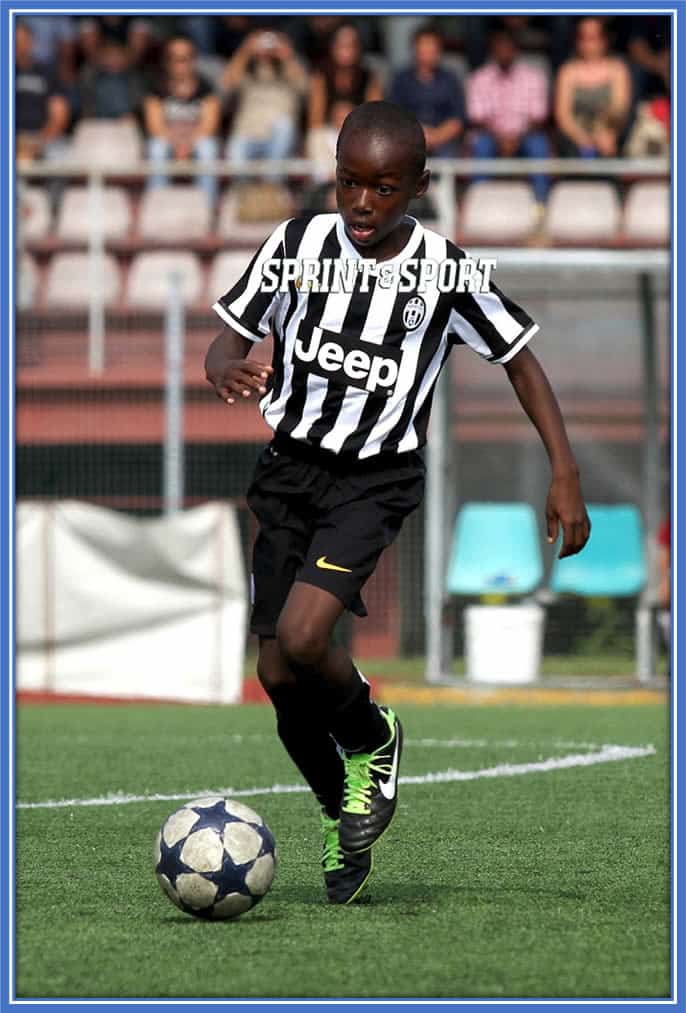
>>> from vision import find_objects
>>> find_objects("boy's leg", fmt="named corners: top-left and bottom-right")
top-left (257, 632), bottom-right (373, 904)
top-left (276, 583), bottom-right (389, 753)
top-left (256, 635), bottom-right (344, 820)
top-left (277, 583), bottom-right (402, 855)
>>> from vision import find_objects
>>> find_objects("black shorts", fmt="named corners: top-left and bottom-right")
top-left (246, 433), bottom-right (426, 636)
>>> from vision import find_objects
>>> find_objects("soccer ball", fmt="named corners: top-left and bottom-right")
top-left (155, 796), bottom-right (277, 919)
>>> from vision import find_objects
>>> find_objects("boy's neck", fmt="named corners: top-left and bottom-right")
top-left (339, 214), bottom-right (415, 264)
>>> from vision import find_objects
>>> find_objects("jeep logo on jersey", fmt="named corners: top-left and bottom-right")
top-left (402, 296), bottom-right (426, 330)
top-left (293, 326), bottom-right (402, 396)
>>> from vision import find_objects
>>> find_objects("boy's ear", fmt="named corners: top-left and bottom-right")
top-left (415, 169), bottom-right (431, 198)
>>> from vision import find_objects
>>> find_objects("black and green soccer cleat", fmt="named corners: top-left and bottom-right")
top-left (321, 813), bottom-right (372, 904)
top-left (338, 706), bottom-right (403, 855)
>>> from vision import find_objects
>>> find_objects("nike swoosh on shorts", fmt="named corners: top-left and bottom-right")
top-left (316, 556), bottom-right (352, 573)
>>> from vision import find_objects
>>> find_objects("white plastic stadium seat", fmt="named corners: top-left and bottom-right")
top-left (19, 185), bottom-right (51, 241)
top-left (623, 182), bottom-right (670, 244)
top-left (207, 251), bottom-right (255, 306)
top-left (17, 253), bottom-right (39, 310)
top-left (138, 185), bottom-right (211, 241)
top-left (56, 186), bottom-right (132, 241)
top-left (72, 118), bottom-right (143, 171)
top-left (545, 182), bottom-right (621, 243)
top-left (44, 252), bottom-right (122, 308)
top-left (127, 252), bottom-right (203, 309)
top-left (461, 181), bottom-right (538, 242)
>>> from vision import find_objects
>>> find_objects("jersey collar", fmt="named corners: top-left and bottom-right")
top-left (335, 214), bottom-right (424, 265)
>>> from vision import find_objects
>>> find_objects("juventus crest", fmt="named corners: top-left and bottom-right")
top-left (402, 296), bottom-right (426, 331)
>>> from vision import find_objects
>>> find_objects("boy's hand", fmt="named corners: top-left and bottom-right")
top-left (206, 360), bottom-right (273, 406)
top-left (546, 472), bottom-right (591, 558)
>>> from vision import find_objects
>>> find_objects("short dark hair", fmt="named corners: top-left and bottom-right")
top-left (336, 101), bottom-right (427, 178)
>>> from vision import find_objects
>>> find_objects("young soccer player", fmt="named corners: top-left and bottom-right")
top-left (205, 101), bottom-right (590, 905)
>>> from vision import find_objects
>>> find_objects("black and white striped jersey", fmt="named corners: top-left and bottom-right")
top-left (213, 213), bottom-right (538, 460)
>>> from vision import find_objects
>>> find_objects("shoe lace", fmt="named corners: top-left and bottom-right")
top-left (342, 752), bottom-right (393, 814)
top-left (321, 815), bottom-right (344, 872)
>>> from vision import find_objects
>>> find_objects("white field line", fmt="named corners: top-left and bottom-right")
top-left (225, 733), bottom-right (611, 750)
top-left (17, 744), bottom-right (655, 811)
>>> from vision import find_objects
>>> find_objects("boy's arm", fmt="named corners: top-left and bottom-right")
top-left (503, 347), bottom-right (590, 558)
top-left (205, 324), bottom-right (273, 406)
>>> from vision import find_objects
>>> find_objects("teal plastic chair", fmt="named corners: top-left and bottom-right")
top-left (550, 504), bottom-right (646, 596)
top-left (445, 503), bottom-right (543, 595)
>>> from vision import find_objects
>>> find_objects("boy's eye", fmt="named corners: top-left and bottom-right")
top-left (377, 185), bottom-right (395, 196)
top-left (340, 177), bottom-right (356, 188)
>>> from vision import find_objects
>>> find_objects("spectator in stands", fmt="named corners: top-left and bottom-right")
top-left (467, 28), bottom-right (550, 203)
top-left (143, 36), bottom-right (221, 206)
top-left (308, 23), bottom-right (382, 129)
top-left (19, 14), bottom-right (77, 85)
top-left (387, 26), bottom-right (464, 158)
top-left (77, 40), bottom-right (144, 120)
top-left (15, 21), bottom-right (71, 167)
top-left (554, 17), bottom-right (631, 157)
top-left (223, 30), bottom-right (307, 175)
top-left (297, 16), bottom-right (347, 70)
top-left (624, 16), bottom-right (670, 101)
top-left (79, 15), bottom-right (153, 68)
top-left (179, 15), bottom-right (256, 59)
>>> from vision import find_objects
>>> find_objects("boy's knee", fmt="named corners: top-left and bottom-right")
top-left (276, 616), bottom-right (328, 670)
top-left (256, 642), bottom-right (295, 700)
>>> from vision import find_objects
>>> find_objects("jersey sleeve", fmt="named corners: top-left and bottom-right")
top-left (447, 277), bottom-right (539, 365)
top-left (212, 220), bottom-right (289, 342)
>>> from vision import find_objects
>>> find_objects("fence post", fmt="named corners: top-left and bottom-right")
top-left (425, 371), bottom-right (449, 683)
top-left (164, 271), bottom-right (185, 516)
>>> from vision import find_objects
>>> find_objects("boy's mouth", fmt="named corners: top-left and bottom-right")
top-left (347, 222), bottom-right (376, 243)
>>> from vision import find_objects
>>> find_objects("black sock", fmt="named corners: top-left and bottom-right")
top-left (327, 669), bottom-right (389, 755)
top-left (269, 684), bottom-right (344, 819)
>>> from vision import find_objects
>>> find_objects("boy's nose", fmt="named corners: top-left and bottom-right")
top-left (352, 188), bottom-right (373, 214)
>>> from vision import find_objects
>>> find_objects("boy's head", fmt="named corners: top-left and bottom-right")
top-left (335, 101), bottom-right (429, 254)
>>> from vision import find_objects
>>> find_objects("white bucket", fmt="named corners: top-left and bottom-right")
top-left (465, 604), bottom-right (544, 684)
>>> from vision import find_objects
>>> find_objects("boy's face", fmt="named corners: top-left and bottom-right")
top-left (335, 130), bottom-right (429, 261)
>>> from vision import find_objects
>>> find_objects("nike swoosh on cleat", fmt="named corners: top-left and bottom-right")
top-left (378, 734), bottom-right (400, 800)
top-left (316, 556), bottom-right (352, 573)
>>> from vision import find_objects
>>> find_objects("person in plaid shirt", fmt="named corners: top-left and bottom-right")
top-left (467, 27), bottom-right (551, 203)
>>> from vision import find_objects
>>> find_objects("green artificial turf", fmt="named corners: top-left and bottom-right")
top-left (15, 701), bottom-right (670, 999)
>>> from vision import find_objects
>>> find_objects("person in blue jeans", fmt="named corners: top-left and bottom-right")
top-left (467, 28), bottom-right (551, 203)
top-left (388, 26), bottom-right (465, 159)
top-left (143, 35), bottom-right (221, 207)
top-left (222, 29), bottom-right (307, 181)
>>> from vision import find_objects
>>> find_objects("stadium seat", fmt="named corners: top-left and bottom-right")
top-left (623, 182), bottom-right (670, 244)
top-left (44, 252), bottom-right (122, 308)
top-left (72, 118), bottom-right (143, 170)
top-left (138, 185), bottom-right (211, 241)
top-left (207, 251), bottom-right (255, 306)
top-left (127, 251), bottom-right (203, 308)
top-left (17, 253), bottom-right (38, 310)
top-left (545, 182), bottom-right (621, 243)
top-left (550, 504), bottom-right (645, 596)
top-left (56, 186), bottom-right (132, 241)
top-left (460, 182), bottom-right (538, 243)
top-left (19, 185), bottom-right (51, 241)
top-left (446, 502), bottom-right (543, 595)
top-left (217, 186), bottom-right (295, 244)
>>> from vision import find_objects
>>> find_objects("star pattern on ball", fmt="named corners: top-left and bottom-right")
top-left (156, 835), bottom-right (194, 884)
top-left (188, 800), bottom-right (235, 832)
